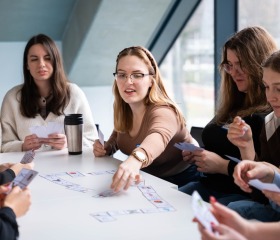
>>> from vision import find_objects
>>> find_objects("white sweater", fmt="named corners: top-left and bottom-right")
top-left (1, 83), bottom-right (98, 152)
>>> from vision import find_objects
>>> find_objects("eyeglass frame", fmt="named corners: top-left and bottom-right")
top-left (222, 62), bottom-right (244, 74)
top-left (113, 72), bottom-right (153, 82)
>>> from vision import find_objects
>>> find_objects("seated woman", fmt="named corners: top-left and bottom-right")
top-left (179, 26), bottom-right (277, 205)
top-left (227, 50), bottom-right (280, 222)
top-left (93, 46), bottom-right (200, 191)
top-left (1, 34), bottom-right (97, 152)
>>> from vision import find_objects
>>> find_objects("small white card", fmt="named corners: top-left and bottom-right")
top-left (29, 122), bottom-right (63, 138)
top-left (191, 191), bottom-right (219, 234)
top-left (248, 179), bottom-right (280, 193)
top-left (174, 142), bottom-right (203, 152)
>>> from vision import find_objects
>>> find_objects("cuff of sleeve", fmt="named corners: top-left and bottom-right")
top-left (227, 160), bottom-right (237, 177)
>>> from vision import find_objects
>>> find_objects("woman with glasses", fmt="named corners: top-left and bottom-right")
top-left (1, 34), bottom-right (98, 152)
top-left (93, 46), bottom-right (200, 192)
top-left (179, 26), bottom-right (278, 205)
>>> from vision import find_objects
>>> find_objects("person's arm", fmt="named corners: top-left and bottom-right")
top-left (1, 86), bottom-right (25, 152)
top-left (136, 106), bottom-right (179, 167)
top-left (246, 222), bottom-right (280, 240)
top-left (0, 207), bottom-right (19, 240)
top-left (227, 116), bottom-right (255, 160)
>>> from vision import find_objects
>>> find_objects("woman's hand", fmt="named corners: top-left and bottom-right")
top-left (111, 156), bottom-right (142, 192)
top-left (233, 160), bottom-right (275, 193)
top-left (22, 134), bottom-right (42, 151)
top-left (227, 116), bottom-right (252, 149)
top-left (193, 150), bottom-right (227, 174)
top-left (3, 186), bottom-right (31, 217)
top-left (196, 220), bottom-right (248, 240)
top-left (93, 140), bottom-right (107, 157)
top-left (41, 133), bottom-right (67, 150)
top-left (182, 150), bottom-right (195, 164)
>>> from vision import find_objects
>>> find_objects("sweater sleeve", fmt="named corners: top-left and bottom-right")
top-left (0, 207), bottom-right (19, 240)
top-left (0, 169), bottom-right (16, 185)
top-left (1, 87), bottom-right (24, 152)
top-left (139, 106), bottom-right (181, 167)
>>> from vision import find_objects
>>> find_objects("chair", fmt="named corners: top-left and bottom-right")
top-left (190, 126), bottom-right (204, 148)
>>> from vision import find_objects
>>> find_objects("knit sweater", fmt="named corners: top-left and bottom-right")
top-left (1, 83), bottom-right (98, 152)
top-left (106, 104), bottom-right (193, 178)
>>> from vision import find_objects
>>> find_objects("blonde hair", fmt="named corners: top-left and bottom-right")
top-left (113, 46), bottom-right (186, 132)
top-left (216, 26), bottom-right (277, 124)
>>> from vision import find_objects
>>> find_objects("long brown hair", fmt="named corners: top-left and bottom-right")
top-left (20, 34), bottom-right (70, 117)
top-left (113, 46), bottom-right (186, 132)
top-left (216, 26), bottom-right (277, 124)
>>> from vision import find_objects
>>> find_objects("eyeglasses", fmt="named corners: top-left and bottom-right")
top-left (223, 63), bottom-right (244, 74)
top-left (113, 72), bottom-right (152, 82)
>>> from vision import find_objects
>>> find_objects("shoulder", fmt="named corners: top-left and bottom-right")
top-left (68, 83), bottom-right (85, 95)
top-left (148, 104), bottom-right (176, 116)
top-left (5, 84), bottom-right (22, 96)
top-left (3, 84), bottom-right (22, 102)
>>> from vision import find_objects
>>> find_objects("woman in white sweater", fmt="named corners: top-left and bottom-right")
top-left (1, 34), bottom-right (97, 152)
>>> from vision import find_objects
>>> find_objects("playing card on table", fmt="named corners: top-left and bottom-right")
top-left (10, 168), bottom-right (38, 190)
top-left (191, 191), bottom-right (219, 234)
top-left (93, 189), bottom-right (117, 198)
top-left (20, 150), bottom-right (35, 164)
top-left (66, 171), bottom-right (85, 178)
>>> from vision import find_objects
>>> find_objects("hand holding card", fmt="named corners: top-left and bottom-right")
top-left (192, 191), bottom-right (219, 234)
top-left (9, 168), bottom-right (38, 191)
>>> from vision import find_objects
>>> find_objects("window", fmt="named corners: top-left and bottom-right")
top-left (159, 0), bottom-right (214, 128)
top-left (239, 0), bottom-right (280, 44)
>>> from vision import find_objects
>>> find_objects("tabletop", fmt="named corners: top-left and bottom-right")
top-left (0, 148), bottom-right (200, 240)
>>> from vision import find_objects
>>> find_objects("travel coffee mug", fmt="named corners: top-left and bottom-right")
top-left (64, 114), bottom-right (83, 155)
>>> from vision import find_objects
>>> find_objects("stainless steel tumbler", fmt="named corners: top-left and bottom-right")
top-left (64, 114), bottom-right (83, 155)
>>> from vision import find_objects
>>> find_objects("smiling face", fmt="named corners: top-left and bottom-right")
top-left (115, 55), bottom-right (152, 108)
top-left (27, 43), bottom-right (54, 87)
top-left (226, 49), bottom-right (249, 93)
top-left (263, 67), bottom-right (280, 117)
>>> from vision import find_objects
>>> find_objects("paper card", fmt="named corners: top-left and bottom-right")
top-left (191, 191), bottom-right (219, 234)
top-left (29, 122), bottom-right (63, 138)
top-left (93, 189), bottom-right (117, 198)
top-left (98, 128), bottom-right (104, 146)
top-left (151, 199), bottom-right (172, 209)
top-left (248, 179), bottom-right (280, 193)
top-left (90, 212), bottom-right (116, 222)
top-left (20, 150), bottom-right (35, 164)
top-left (137, 185), bottom-right (155, 194)
top-left (174, 142), bottom-right (203, 152)
top-left (225, 155), bottom-right (241, 163)
top-left (10, 168), bottom-right (38, 190)
top-left (66, 171), bottom-right (85, 178)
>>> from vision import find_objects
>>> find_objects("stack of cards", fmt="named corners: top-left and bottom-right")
top-left (29, 122), bottom-right (63, 138)
top-left (174, 142), bottom-right (203, 151)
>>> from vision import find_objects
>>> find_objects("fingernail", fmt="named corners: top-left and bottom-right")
top-left (210, 196), bottom-right (216, 203)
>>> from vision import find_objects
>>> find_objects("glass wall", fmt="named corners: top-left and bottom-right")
top-left (239, 0), bottom-right (280, 44)
top-left (159, 0), bottom-right (214, 129)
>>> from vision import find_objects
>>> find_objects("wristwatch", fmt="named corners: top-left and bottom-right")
top-left (132, 150), bottom-right (147, 164)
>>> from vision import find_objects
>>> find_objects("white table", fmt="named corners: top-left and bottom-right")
top-left (0, 148), bottom-right (200, 240)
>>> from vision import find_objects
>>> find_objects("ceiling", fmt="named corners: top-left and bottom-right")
top-left (0, 0), bottom-right (172, 86)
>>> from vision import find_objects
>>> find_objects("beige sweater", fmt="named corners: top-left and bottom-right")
top-left (1, 83), bottom-right (98, 152)
top-left (107, 104), bottom-right (193, 178)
